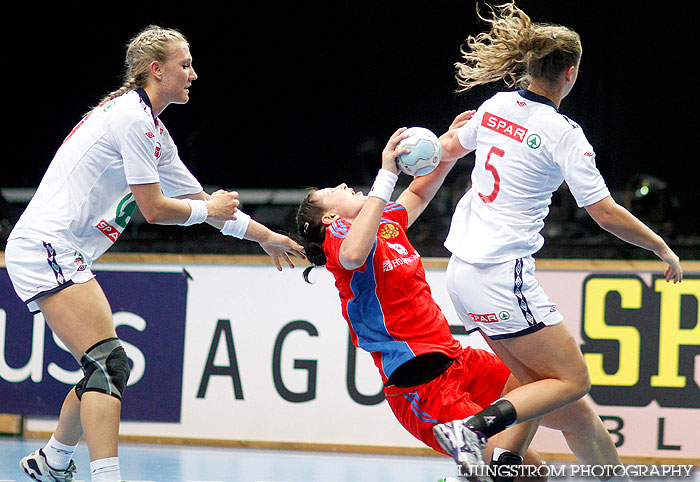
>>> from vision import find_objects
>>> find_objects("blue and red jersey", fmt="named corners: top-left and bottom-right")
top-left (323, 202), bottom-right (463, 384)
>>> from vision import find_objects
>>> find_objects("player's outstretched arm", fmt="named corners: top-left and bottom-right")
top-left (440, 109), bottom-right (475, 162)
top-left (396, 158), bottom-right (458, 228)
top-left (243, 220), bottom-right (305, 271)
top-left (585, 195), bottom-right (683, 283)
top-left (338, 128), bottom-right (407, 270)
top-left (132, 184), bottom-right (239, 225)
top-left (176, 190), bottom-right (304, 270)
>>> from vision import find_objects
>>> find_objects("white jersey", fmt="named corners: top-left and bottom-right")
top-left (444, 89), bottom-right (610, 263)
top-left (9, 89), bottom-right (202, 262)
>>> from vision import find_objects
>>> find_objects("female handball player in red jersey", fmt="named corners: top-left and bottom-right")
top-left (295, 123), bottom-right (547, 482)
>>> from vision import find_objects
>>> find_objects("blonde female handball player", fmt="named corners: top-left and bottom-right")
top-left (4, 25), bottom-right (302, 482)
top-left (424, 3), bottom-right (682, 482)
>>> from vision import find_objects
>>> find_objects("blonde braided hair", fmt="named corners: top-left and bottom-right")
top-left (455, 2), bottom-right (581, 92)
top-left (96, 25), bottom-right (188, 106)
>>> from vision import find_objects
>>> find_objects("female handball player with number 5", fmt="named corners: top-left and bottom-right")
top-left (426, 2), bottom-right (683, 481)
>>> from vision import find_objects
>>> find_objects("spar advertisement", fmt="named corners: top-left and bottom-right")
top-left (0, 255), bottom-right (698, 461)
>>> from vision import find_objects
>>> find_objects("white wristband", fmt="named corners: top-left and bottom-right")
top-left (367, 169), bottom-right (398, 202)
top-left (179, 199), bottom-right (208, 226)
top-left (221, 210), bottom-right (251, 239)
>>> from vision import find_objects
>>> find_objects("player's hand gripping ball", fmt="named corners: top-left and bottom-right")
top-left (395, 127), bottom-right (442, 176)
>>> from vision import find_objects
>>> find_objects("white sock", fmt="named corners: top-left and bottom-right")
top-left (43, 434), bottom-right (78, 470)
top-left (90, 457), bottom-right (122, 482)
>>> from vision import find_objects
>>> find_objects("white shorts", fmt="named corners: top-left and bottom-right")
top-left (446, 255), bottom-right (563, 339)
top-left (4, 237), bottom-right (96, 313)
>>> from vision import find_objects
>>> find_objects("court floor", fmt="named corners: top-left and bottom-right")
top-left (0, 438), bottom-right (697, 482)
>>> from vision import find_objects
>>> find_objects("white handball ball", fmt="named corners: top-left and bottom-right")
top-left (396, 127), bottom-right (442, 176)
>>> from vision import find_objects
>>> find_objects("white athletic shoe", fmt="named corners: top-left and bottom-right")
top-left (433, 420), bottom-right (492, 482)
top-left (19, 449), bottom-right (77, 482)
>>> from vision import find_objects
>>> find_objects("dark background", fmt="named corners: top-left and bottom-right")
top-left (2, 2), bottom-right (698, 258)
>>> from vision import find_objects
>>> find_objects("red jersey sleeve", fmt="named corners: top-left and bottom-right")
top-left (323, 218), bottom-right (362, 271)
top-left (382, 202), bottom-right (408, 230)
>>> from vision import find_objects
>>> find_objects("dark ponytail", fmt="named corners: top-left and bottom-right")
top-left (295, 188), bottom-right (328, 283)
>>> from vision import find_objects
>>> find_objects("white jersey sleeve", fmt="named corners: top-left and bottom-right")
top-left (457, 107), bottom-right (484, 151)
top-left (155, 125), bottom-right (203, 198)
top-left (553, 126), bottom-right (609, 207)
top-left (110, 111), bottom-right (161, 186)
top-left (110, 108), bottom-right (202, 197)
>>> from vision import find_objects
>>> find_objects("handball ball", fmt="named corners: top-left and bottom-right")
top-left (396, 127), bottom-right (442, 176)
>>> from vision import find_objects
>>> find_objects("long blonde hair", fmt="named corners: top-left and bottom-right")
top-left (455, 2), bottom-right (581, 91)
top-left (97, 25), bottom-right (188, 106)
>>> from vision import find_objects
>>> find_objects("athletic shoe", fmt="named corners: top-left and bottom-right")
top-left (19, 449), bottom-right (77, 482)
top-left (433, 420), bottom-right (492, 482)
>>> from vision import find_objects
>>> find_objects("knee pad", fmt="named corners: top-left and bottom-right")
top-left (75, 338), bottom-right (130, 401)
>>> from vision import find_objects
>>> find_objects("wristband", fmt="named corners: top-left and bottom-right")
top-left (221, 210), bottom-right (251, 239)
top-left (179, 199), bottom-right (208, 226)
top-left (367, 169), bottom-right (398, 202)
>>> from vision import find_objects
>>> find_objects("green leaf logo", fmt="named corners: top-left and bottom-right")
top-left (527, 134), bottom-right (542, 149)
top-left (115, 193), bottom-right (137, 228)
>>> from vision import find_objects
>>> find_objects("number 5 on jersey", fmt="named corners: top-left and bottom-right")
top-left (478, 146), bottom-right (505, 203)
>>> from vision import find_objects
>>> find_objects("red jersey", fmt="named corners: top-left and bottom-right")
top-left (323, 202), bottom-right (463, 383)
